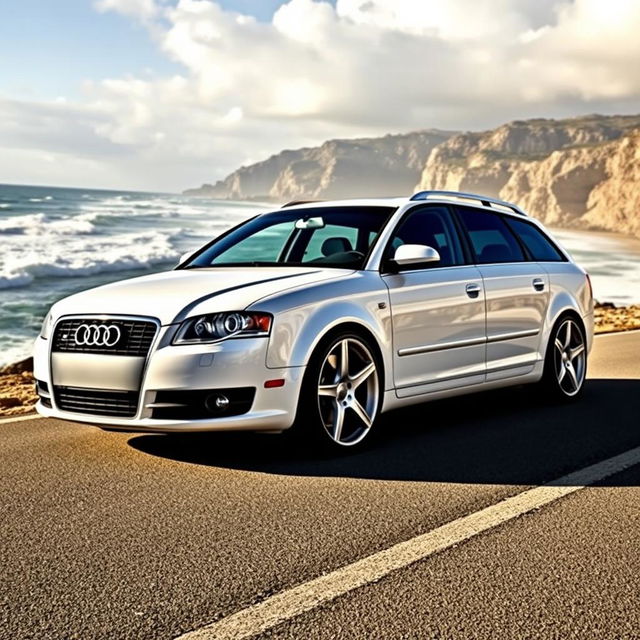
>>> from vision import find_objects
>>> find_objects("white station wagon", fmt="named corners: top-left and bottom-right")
top-left (35, 191), bottom-right (593, 450)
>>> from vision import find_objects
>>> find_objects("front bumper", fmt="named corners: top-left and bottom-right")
top-left (33, 327), bottom-right (304, 433)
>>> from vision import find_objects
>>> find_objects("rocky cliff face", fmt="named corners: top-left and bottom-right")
top-left (184, 130), bottom-right (456, 201)
top-left (186, 114), bottom-right (640, 238)
top-left (416, 115), bottom-right (640, 236)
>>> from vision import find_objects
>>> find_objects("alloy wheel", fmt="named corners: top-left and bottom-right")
top-left (553, 319), bottom-right (586, 397)
top-left (317, 337), bottom-right (379, 446)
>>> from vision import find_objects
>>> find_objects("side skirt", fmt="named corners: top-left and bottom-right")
top-left (380, 361), bottom-right (544, 414)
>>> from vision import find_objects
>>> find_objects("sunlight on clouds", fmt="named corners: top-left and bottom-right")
top-left (273, 0), bottom-right (336, 42)
top-left (3, 0), bottom-right (640, 190)
top-left (269, 78), bottom-right (326, 116)
top-left (334, 0), bottom-right (546, 39)
top-left (222, 106), bottom-right (243, 124)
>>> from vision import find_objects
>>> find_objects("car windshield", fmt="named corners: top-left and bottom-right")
top-left (182, 206), bottom-right (397, 270)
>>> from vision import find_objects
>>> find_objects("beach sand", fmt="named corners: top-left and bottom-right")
top-left (1, 304), bottom-right (638, 418)
top-left (0, 358), bottom-right (37, 417)
top-left (594, 302), bottom-right (640, 333)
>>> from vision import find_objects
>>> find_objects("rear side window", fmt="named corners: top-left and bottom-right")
top-left (505, 217), bottom-right (566, 262)
top-left (456, 207), bottom-right (525, 264)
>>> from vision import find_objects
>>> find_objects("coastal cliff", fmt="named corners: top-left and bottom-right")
top-left (185, 114), bottom-right (640, 238)
top-left (417, 115), bottom-right (640, 237)
top-left (184, 130), bottom-right (456, 201)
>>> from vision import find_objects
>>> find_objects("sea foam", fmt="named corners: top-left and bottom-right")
top-left (0, 231), bottom-right (179, 289)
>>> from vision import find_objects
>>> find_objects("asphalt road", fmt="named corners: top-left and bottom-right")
top-left (1, 332), bottom-right (639, 639)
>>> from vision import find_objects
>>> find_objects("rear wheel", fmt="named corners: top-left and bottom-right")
top-left (297, 333), bottom-right (381, 450)
top-left (541, 316), bottom-right (587, 400)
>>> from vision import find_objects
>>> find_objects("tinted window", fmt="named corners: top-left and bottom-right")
top-left (456, 207), bottom-right (525, 264)
top-left (186, 206), bottom-right (395, 270)
top-left (210, 220), bottom-right (295, 264)
top-left (505, 218), bottom-right (565, 262)
top-left (303, 224), bottom-right (359, 261)
top-left (387, 206), bottom-right (463, 268)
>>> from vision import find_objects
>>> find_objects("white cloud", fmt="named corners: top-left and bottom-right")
top-left (3, 0), bottom-right (640, 191)
top-left (94, 0), bottom-right (160, 21)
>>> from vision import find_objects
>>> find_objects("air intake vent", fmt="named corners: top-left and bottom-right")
top-left (52, 318), bottom-right (157, 357)
top-left (54, 386), bottom-right (139, 417)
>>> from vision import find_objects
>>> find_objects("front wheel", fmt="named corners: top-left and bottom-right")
top-left (296, 333), bottom-right (382, 450)
top-left (541, 316), bottom-right (587, 401)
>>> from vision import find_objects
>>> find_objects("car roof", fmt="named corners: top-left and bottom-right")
top-left (279, 197), bottom-right (408, 210)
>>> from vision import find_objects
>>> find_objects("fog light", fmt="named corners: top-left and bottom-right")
top-left (205, 394), bottom-right (230, 412)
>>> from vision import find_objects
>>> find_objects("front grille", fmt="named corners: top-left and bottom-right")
top-left (52, 318), bottom-right (157, 357)
top-left (54, 386), bottom-right (139, 417)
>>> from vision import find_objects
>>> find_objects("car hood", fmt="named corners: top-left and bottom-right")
top-left (51, 267), bottom-right (351, 325)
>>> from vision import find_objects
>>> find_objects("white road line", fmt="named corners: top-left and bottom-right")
top-left (595, 329), bottom-right (640, 337)
top-left (0, 414), bottom-right (42, 425)
top-left (177, 445), bottom-right (640, 640)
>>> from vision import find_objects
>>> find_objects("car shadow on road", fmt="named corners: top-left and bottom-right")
top-left (128, 378), bottom-right (640, 487)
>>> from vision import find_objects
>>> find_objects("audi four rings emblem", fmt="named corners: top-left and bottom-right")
top-left (74, 324), bottom-right (122, 347)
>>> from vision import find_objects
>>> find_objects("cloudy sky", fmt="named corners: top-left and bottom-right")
top-left (1, 0), bottom-right (639, 192)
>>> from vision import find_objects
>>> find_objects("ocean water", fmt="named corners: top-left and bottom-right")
top-left (1, 183), bottom-right (639, 366)
top-left (0, 184), bottom-right (267, 366)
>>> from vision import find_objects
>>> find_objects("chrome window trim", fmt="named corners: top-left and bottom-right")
top-left (381, 263), bottom-right (481, 276)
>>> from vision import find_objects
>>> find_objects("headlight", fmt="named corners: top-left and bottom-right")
top-left (173, 311), bottom-right (272, 344)
top-left (40, 312), bottom-right (53, 340)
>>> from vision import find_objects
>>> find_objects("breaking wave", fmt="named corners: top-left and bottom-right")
top-left (0, 231), bottom-right (179, 290)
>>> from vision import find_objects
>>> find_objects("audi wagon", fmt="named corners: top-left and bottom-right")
top-left (34, 190), bottom-right (593, 449)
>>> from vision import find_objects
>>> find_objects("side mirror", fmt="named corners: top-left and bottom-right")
top-left (392, 244), bottom-right (440, 267)
top-left (178, 251), bottom-right (193, 266)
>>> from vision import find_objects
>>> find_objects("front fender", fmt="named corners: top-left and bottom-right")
top-left (260, 273), bottom-right (392, 384)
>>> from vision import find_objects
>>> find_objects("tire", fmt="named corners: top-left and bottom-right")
top-left (540, 315), bottom-right (587, 401)
top-left (294, 331), bottom-right (383, 451)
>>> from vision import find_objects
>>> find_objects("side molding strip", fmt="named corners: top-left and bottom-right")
top-left (398, 329), bottom-right (539, 357)
top-left (398, 336), bottom-right (486, 357)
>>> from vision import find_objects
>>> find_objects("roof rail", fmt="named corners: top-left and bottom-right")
top-left (281, 199), bottom-right (323, 208)
top-left (410, 190), bottom-right (527, 216)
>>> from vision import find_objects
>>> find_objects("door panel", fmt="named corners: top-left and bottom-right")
top-left (384, 266), bottom-right (487, 395)
top-left (453, 205), bottom-right (550, 381)
top-left (478, 263), bottom-right (549, 380)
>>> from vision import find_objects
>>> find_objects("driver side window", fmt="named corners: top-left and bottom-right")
top-left (388, 206), bottom-right (464, 268)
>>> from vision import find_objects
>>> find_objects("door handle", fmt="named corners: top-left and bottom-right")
top-left (465, 283), bottom-right (482, 299)
top-left (533, 278), bottom-right (545, 292)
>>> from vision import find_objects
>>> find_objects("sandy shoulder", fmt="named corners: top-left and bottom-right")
top-left (594, 303), bottom-right (640, 334)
